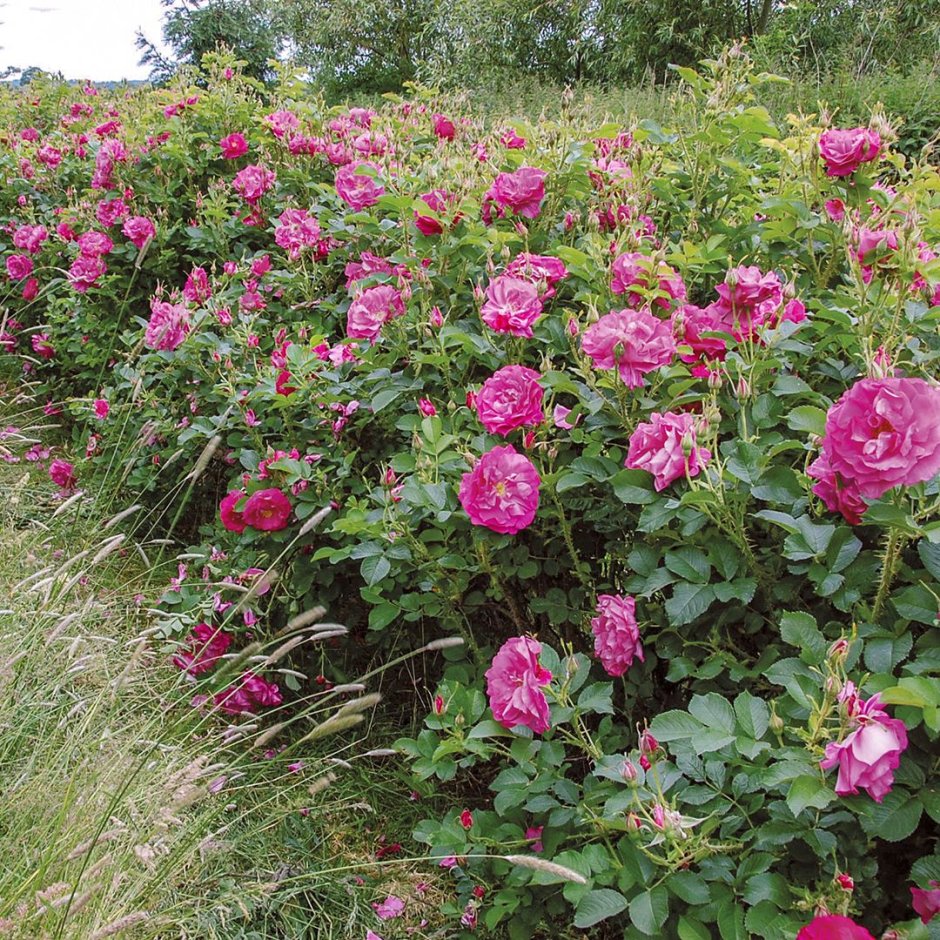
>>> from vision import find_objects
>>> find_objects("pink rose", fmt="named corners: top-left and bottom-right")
top-left (625, 411), bottom-right (710, 490)
top-left (482, 166), bottom-right (547, 223)
top-left (819, 127), bottom-right (881, 177)
top-left (431, 113), bottom-right (456, 140)
top-left (233, 164), bottom-right (276, 203)
top-left (485, 636), bottom-right (552, 734)
top-left (797, 914), bottom-right (874, 940)
top-left (274, 208), bottom-right (321, 259)
top-left (5, 254), bottom-right (33, 280)
top-left (591, 594), bottom-right (644, 676)
top-left (122, 215), bottom-right (156, 249)
top-left (219, 132), bottom-right (248, 159)
top-left (806, 452), bottom-right (868, 525)
top-left (49, 459), bottom-right (77, 490)
top-left (219, 489), bottom-right (248, 533)
top-left (820, 693), bottom-right (908, 802)
top-left (173, 623), bottom-right (232, 675)
top-left (611, 252), bottom-right (686, 309)
top-left (334, 161), bottom-right (385, 211)
top-left (414, 189), bottom-right (456, 236)
top-left (93, 399), bottom-right (109, 420)
top-left (475, 365), bottom-right (544, 436)
top-left (145, 299), bottom-right (190, 351)
top-left (68, 254), bottom-right (107, 293)
top-left (480, 274), bottom-right (544, 337)
top-left (713, 264), bottom-right (783, 338)
top-left (12, 224), bottom-right (47, 254)
top-left (581, 309), bottom-right (676, 388)
top-left (76, 231), bottom-right (113, 257)
top-left (822, 377), bottom-right (940, 499)
top-left (677, 303), bottom-right (728, 366)
top-left (346, 284), bottom-right (404, 341)
top-left (911, 884), bottom-right (940, 924)
top-left (458, 444), bottom-right (540, 534)
top-left (242, 488), bottom-right (292, 532)
top-left (505, 253), bottom-right (568, 292)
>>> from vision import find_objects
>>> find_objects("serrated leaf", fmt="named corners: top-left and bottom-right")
top-left (664, 546), bottom-right (712, 583)
top-left (689, 693), bottom-right (735, 732)
top-left (734, 692), bottom-right (770, 739)
top-left (574, 889), bottom-right (628, 928)
top-left (779, 611), bottom-right (826, 663)
top-left (786, 775), bottom-right (833, 816)
top-left (786, 405), bottom-right (827, 435)
top-left (649, 710), bottom-right (705, 741)
top-left (665, 582), bottom-right (716, 626)
top-left (577, 682), bottom-right (615, 715)
top-left (860, 789), bottom-right (923, 842)
top-left (667, 871), bottom-right (711, 905)
top-left (629, 886), bottom-right (669, 935)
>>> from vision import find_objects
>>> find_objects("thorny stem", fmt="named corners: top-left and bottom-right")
top-left (872, 526), bottom-right (905, 622)
top-left (475, 540), bottom-right (529, 633)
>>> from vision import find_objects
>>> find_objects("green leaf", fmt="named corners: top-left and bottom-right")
top-left (667, 871), bottom-right (711, 905)
top-left (734, 692), bottom-right (770, 739)
top-left (574, 889), bottom-right (629, 928)
top-left (664, 547), bottom-right (712, 583)
top-left (863, 631), bottom-right (913, 672)
top-left (860, 789), bottom-right (923, 842)
top-left (629, 886), bottom-right (669, 935)
top-left (678, 916), bottom-right (712, 940)
top-left (879, 677), bottom-right (940, 710)
top-left (689, 693), bottom-right (735, 732)
top-left (611, 468), bottom-right (655, 504)
top-left (779, 611), bottom-right (826, 663)
top-left (360, 554), bottom-right (391, 586)
top-left (918, 540), bottom-right (940, 580)
top-left (649, 710), bottom-right (705, 741)
top-left (742, 872), bottom-right (790, 907)
top-left (717, 901), bottom-right (747, 940)
top-left (892, 585), bottom-right (940, 624)
top-left (786, 405), bottom-right (827, 435)
top-left (786, 775), bottom-right (834, 817)
top-left (577, 682), bottom-right (615, 715)
top-left (665, 582), bottom-right (716, 626)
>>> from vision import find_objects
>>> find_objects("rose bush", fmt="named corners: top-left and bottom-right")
top-left (1, 49), bottom-right (938, 937)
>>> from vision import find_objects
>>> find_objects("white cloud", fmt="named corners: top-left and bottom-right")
top-left (0, 0), bottom-right (168, 80)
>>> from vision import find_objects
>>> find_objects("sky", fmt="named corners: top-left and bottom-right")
top-left (0, 0), bottom-right (168, 80)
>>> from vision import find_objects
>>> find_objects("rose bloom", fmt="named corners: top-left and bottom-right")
top-left (233, 164), bottom-right (276, 203)
top-left (822, 377), bottom-right (940, 499)
top-left (274, 208), bottom-right (321, 259)
top-left (335, 161), bottom-right (385, 211)
top-left (96, 198), bottom-right (128, 227)
top-left (31, 333), bottom-right (55, 359)
top-left (626, 411), bottom-right (710, 491)
top-left (677, 303), bottom-right (728, 366)
top-left (173, 622), bottom-right (232, 675)
top-left (796, 914), bottom-right (875, 940)
top-left (591, 594), bottom-right (644, 676)
top-left (219, 489), bottom-right (248, 533)
top-left (505, 252), bottom-right (568, 293)
top-left (242, 488), bottom-right (292, 532)
top-left (713, 264), bottom-right (783, 337)
top-left (214, 672), bottom-right (282, 715)
top-left (122, 215), bottom-right (156, 249)
top-left (68, 254), bottom-right (107, 293)
top-left (484, 636), bottom-right (552, 734)
top-left (346, 284), bottom-right (405, 341)
top-left (807, 452), bottom-right (868, 525)
top-left (144, 299), bottom-right (190, 351)
top-left (431, 113), bottom-right (456, 140)
top-left (5, 254), bottom-right (33, 280)
top-left (76, 230), bottom-right (113, 257)
top-left (611, 251), bottom-right (686, 309)
top-left (13, 224), bottom-right (48, 254)
top-left (219, 132), bottom-right (249, 159)
top-left (911, 884), bottom-right (940, 924)
top-left (482, 166), bottom-right (547, 222)
top-left (819, 127), bottom-right (881, 177)
top-left (581, 309), bottom-right (676, 388)
top-left (414, 189), bottom-right (455, 236)
top-left (820, 693), bottom-right (908, 803)
top-left (480, 274), bottom-right (544, 337)
top-left (93, 398), bottom-right (109, 420)
top-left (49, 459), bottom-right (77, 490)
top-left (475, 365), bottom-right (545, 436)
top-left (458, 444), bottom-right (540, 534)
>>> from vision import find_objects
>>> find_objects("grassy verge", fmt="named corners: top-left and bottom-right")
top-left (0, 401), bottom-right (445, 940)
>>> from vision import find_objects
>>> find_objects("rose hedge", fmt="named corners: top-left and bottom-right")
top-left (1, 49), bottom-right (939, 937)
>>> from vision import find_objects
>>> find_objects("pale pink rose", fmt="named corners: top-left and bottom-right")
top-left (372, 895), bottom-right (405, 920)
top-left (626, 411), bottom-right (710, 490)
top-left (581, 309), bottom-right (676, 387)
top-left (458, 444), bottom-right (540, 534)
top-left (553, 405), bottom-right (577, 429)
top-left (335, 161), bottom-right (385, 210)
top-left (233, 164), bottom-right (276, 203)
top-left (480, 274), bottom-right (544, 337)
top-left (822, 377), bottom-right (940, 499)
top-left (482, 166), bottom-right (546, 223)
top-left (68, 254), bottom-right (107, 292)
top-left (263, 109), bottom-right (299, 139)
top-left (242, 488), bottom-right (292, 531)
top-left (346, 284), bottom-right (404, 341)
top-left (807, 452), bottom-right (868, 525)
top-left (475, 365), bottom-right (544, 436)
top-left (820, 693), bottom-right (908, 803)
top-left (591, 594), bottom-right (643, 676)
top-left (145, 299), bottom-right (190, 351)
top-left (819, 127), bottom-right (881, 177)
top-left (611, 252), bottom-right (685, 309)
top-left (484, 636), bottom-right (552, 734)
top-left (122, 215), bottom-right (155, 249)
top-left (76, 231), bottom-right (113, 257)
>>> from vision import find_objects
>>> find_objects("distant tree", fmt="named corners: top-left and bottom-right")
top-left (136, 0), bottom-right (282, 84)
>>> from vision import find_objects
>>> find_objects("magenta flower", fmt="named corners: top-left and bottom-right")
top-left (482, 166), bottom-right (547, 223)
top-left (625, 411), bottom-right (710, 491)
top-left (475, 365), bottom-right (544, 436)
top-left (796, 914), bottom-right (874, 940)
top-left (480, 274), bottom-right (544, 337)
top-left (219, 489), bottom-right (248, 533)
top-left (12, 224), bottom-right (47, 254)
top-left (822, 377), bottom-right (940, 500)
top-left (806, 452), bottom-right (868, 525)
top-left (274, 208), bottom-right (321, 260)
top-left (214, 672), bottom-right (282, 715)
top-left (431, 113), bottom-right (456, 140)
top-left (49, 459), bottom-right (77, 491)
top-left (611, 251), bottom-right (685, 309)
top-left (485, 636), bottom-right (552, 734)
top-left (346, 284), bottom-right (404, 341)
top-left (505, 253), bottom-right (568, 291)
top-left (591, 594), bottom-right (644, 676)
top-left (820, 693), bottom-right (908, 802)
top-left (144, 299), bottom-right (190, 351)
top-left (233, 164), bottom-right (276, 203)
top-left (173, 623), bottom-right (232, 675)
top-left (122, 216), bottom-right (155, 249)
top-left (581, 309), bottom-right (675, 387)
top-left (818, 127), bottom-right (881, 177)
top-left (219, 132), bottom-right (248, 159)
top-left (713, 264), bottom-right (783, 339)
top-left (76, 231), bottom-right (113, 257)
top-left (6, 254), bottom-right (33, 280)
top-left (335, 161), bottom-right (385, 211)
top-left (242, 488), bottom-right (292, 532)
top-left (912, 884), bottom-right (940, 924)
top-left (458, 444), bottom-right (540, 534)
top-left (372, 895), bottom-right (405, 920)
